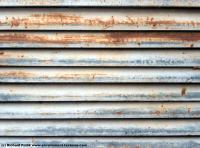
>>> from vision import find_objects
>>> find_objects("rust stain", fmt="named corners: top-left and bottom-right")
top-left (10, 17), bottom-right (21, 28)
top-left (57, 73), bottom-right (107, 80)
top-left (0, 52), bottom-right (4, 55)
top-left (2, 13), bottom-right (200, 29)
top-left (181, 87), bottom-right (187, 96)
top-left (154, 110), bottom-right (161, 116)
top-left (115, 111), bottom-right (123, 116)
top-left (152, 104), bottom-right (168, 116)
top-left (0, 71), bottom-right (34, 78)
top-left (0, 32), bottom-right (199, 46)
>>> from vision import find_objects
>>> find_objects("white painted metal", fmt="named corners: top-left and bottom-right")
top-left (0, 120), bottom-right (199, 136)
top-left (0, 68), bottom-right (199, 83)
top-left (1, 50), bottom-right (199, 67)
top-left (0, 102), bottom-right (198, 118)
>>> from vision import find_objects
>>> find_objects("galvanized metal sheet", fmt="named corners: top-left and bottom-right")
top-left (0, 0), bottom-right (199, 7)
top-left (1, 84), bottom-right (199, 102)
top-left (0, 9), bottom-right (200, 30)
top-left (0, 102), bottom-right (198, 119)
top-left (0, 137), bottom-right (200, 148)
top-left (0, 68), bottom-right (199, 83)
top-left (0, 120), bottom-right (199, 136)
top-left (1, 49), bottom-right (200, 67)
top-left (0, 32), bottom-right (199, 48)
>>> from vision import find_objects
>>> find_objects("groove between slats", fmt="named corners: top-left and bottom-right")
top-left (0, 68), bottom-right (199, 83)
top-left (0, 32), bottom-right (199, 48)
top-left (0, 102), bottom-right (198, 119)
top-left (0, 0), bottom-right (199, 7)
top-left (0, 137), bottom-right (199, 148)
top-left (0, 8), bottom-right (200, 30)
top-left (1, 49), bottom-right (199, 67)
top-left (1, 84), bottom-right (199, 102)
top-left (0, 120), bottom-right (199, 136)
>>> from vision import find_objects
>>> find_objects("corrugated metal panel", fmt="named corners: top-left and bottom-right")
top-left (0, 0), bottom-right (199, 147)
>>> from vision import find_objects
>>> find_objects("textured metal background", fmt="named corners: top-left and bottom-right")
top-left (0, 1), bottom-right (200, 148)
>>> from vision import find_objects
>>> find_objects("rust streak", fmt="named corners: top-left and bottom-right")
top-left (0, 71), bottom-right (34, 78)
top-left (57, 73), bottom-right (107, 80)
top-left (115, 111), bottom-right (123, 116)
top-left (2, 13), bottom-right (200, 29)
top-left (0, 32), bottom-right (199, 45)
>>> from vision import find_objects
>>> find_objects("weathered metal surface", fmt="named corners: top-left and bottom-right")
top-left (0, 120), bottom-right (199, 136)
top-left (0, 9), bottom-right (200, 30)
top-left (1, 84), bottom-right (199, 102)
top-left (0, 0), bottom-right (199, 7)
top-left (0, 0), bottom-right (199, 142)
top-left (0, 32), bottom-right (199, 48)
top-left (0, 137), bottom-right (200, 148)
top-left (0, 102), bottom-right (198, 119)
top-left (0, 68), bottom-right (199, 83)
top-left (1, 49), bottom-right (200, 67)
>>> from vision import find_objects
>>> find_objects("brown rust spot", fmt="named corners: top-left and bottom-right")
top-left (154, 110), bottom-right (161, 116)
top-left (181, 87), bottom-right (187, 96)
top-left (10, 17), bottom-right (21, 28)
top-left (0, 52), bottom-right (4, 55)
top-left (152, 104), bottom-right (168, 116)
top-left (115, 111), bottom-right (123, 116)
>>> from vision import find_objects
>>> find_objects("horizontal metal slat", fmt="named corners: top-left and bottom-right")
top-left (0, 32), bottom-right (199, 48)
top-left (0, 9), bottom-right (200, 30)
top-left (1, 84), bottom-right (199, 102)
top-left (0, 102), bottom-right (198, 119)
top-left (0, 68), bottom-right (199, 83)
top-left (0, 137), bottom-right (199, 147)
top-left (0, 0), bottom-right (199, 7)
top-left (0, 120), bottom-right (199, 136)
top-left (1, 49), bottom-right (200, 67)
